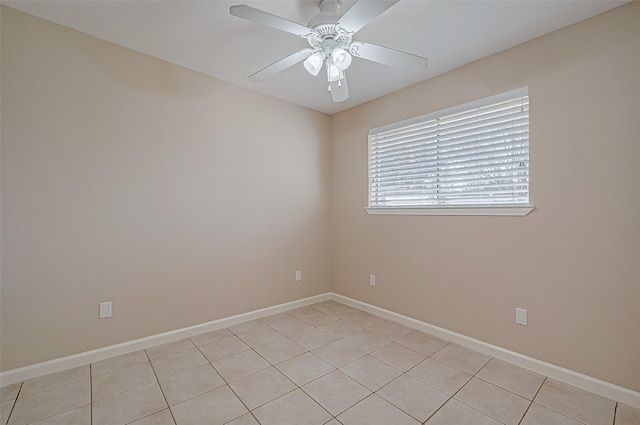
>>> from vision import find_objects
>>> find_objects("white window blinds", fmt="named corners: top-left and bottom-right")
top-left (368, 87), bottom-right (529, 209)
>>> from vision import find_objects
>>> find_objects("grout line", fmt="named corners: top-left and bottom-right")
top-left (3, 382), bottom-right (23, 425)
top-left (516, 377), bottom-right (546, 425)
top-left (144, 349), bottom-right (178, 425)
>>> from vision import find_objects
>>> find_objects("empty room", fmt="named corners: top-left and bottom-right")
top-left (1, 1), bottom-right (638, 424)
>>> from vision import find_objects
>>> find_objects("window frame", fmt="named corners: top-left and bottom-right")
top-left (366, 87), bottom-right (533, 216)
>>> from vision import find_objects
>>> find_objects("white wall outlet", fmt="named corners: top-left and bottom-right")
top-left (369, 275), bottom-right (376, 286)
top-left (99, 302), bottom-right (112, 319)
top-left (295, 270), bottom-right (302, 282)
top-left (516, 308), bottom-right (527, 325)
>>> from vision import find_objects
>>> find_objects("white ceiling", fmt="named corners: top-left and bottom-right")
top-left (4, 0), bottom-right (627, 114)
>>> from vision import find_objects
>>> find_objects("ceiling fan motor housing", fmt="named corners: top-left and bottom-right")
top-left (307, 0), bottom-right (351, 51)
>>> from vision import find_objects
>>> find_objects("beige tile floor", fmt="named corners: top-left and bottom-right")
top-left (1, 300), bottom-right (639, 425)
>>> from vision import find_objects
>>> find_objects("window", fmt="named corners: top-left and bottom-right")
top-left (367, 87), bottom-right (532, 216)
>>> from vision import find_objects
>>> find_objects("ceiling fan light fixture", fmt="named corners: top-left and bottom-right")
top-left (331, 47), bottom-right (352, 71)
top-left (303, 51), bottom-right (325, 76)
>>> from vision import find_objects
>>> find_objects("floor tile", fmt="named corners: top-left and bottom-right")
top-left (340, 311), bottom-right (384, 329)
top-left (92, 361), bottom-right (157, 401)
top-left (545, 379), bottom-right (615, 405)
top-left (616, 409), bottom-right (640, 425)
top-left (311, 300), bottom-right (341, 311)
top-left (146, 339), bottom-right (195, 360)
top-left (520, 403), bottom-right (583, 425)
top-left (299, 311), bottom-right (338, 327)
top-left (150, 347), bottom-right (208, 379)
top-left (430, 344), bottom-right (491, 374)
top-left (395, 331), bottom-right (448, 356)
top-left (476, 359), bottom-right (544, 400)
top-left (407, 358), bottom-right (472, 395)
top-left (337, 394), bottom-right (419, 425)
top-left (27, 404), bottom-right (90, 425)
top-left (170, 385), bottom-right (247, 425)
top-left (324, 420), bottom-right (343, 425)
top-left (128, 409), bottom-right (175, 425)
top-left (342, 330), bottom-right (391, 353)
top-left (425, 398), bottom-right (502, 425)
top-left (228, 320), bottom-right (266, 335)
top-left (455, 377), bottom-right (530, 425)
top-left (259, 312), bottom-right (294, 326)
top-left (92, 350), bottom-right (149, 376)
top-left (9, 379), bottom-right (90, 425)
top-left (237, 326), bottom-right (284, 348)
top-left (2, 399), bottom-right (14, 425)
top-left (229, 367), bottom-right (296, 409)
top-left (198, 336), bottom-right (249, 363)
top-left (312, 340), bottom-right (366, 368)
top-left (317, 320), bottom-right (361, 339)
top-left (339, 356), bottom-right (401, 392)
top-left (288, 328), bottom-right (337, 351)
top-left (324, 304), bottom-right (360, 317)
top-left (226, 413), bottom-right (260, 425)
top-left (534, 379), bottom-right (615, 425)
top-left (275, 352), bottom-right (335, 386)
top-left (287, 306), bottom-right (321, 317)
top-left (0, 383), bottom-right (21, 402)
top-left (268, 318), bottom-right (313, 336)
top-left (619, 403), bottom-right (640, 417)
top-left (366, 321), bottom-right (413, 340)
top-left (253, 337), bottom-right (307, 364)
top-left (370, 342), bottom-right (426, 372)
top-left (92, 382), bottom-right (166, 425)
top-left (211, 349), bottom-right (269, 382)
top-left (302, 371), bottom-right (371, 416)
top-left (377, 374), bottom-right (449, 422)
top-left (159, 364), bottom-right (224, 406)
top-left (189, 328), bottom-right (233, 347)
top-left (21, 366), bottom-right (89, 397)
top-left (252, 388), bottom-right (331, 425)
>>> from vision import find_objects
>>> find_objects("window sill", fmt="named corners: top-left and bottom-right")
top-left (365, 205), bottom-right (534, 216)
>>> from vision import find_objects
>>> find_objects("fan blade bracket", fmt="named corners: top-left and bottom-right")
top-left (249, 48), bottom-right (313, 82)
top-left (335, 24), bottom-right (355, 38)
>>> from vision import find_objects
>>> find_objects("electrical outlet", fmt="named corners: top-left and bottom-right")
top-left (369, 275), bottom-right (376, 286)
top-left (99, 302), bottom-right (112, 319)
top-left (295, 270), bottom-right (302, 282)
top-left (515, 308), bottom-right (527, 325)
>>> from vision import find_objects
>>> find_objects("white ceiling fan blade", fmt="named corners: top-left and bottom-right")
top-left (349, 41), bottom-right (428, 69)
top-left (330, 76), bottom-right (349, 102)
top-left (335, 0), bottom-right (400, 35)
top-left (230, 5), bottom-right (313, 37)
top-left (249, 49), bottom-right (312, 82)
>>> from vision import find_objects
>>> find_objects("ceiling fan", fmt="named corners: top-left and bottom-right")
top-left (230, 0), bottom-right (428, 102)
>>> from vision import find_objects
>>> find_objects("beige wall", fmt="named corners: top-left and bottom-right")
top-left (0, 7), bottom-right (332, 371)
top-left (330, 2), bottom-right (640, 392)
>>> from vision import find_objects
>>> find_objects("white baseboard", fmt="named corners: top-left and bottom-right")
top-left (330, 293), bottom-right (640, 408)
top-left (2, 291), bottom-right (638, 409)
top-left (0, 293), bottom-right (330, 387)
